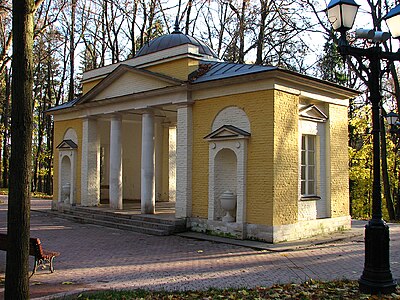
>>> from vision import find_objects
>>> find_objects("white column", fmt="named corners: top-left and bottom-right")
top-left (81, 117), bottom-right (100, 206)
top-left (155, 119), bottom-right (163, 202)
top-left (176, 104), bottom-right (193, 218)
top-left (141, 111), bottom-right (155, 214)
top-left (109, 115), bottom-right (123, 209)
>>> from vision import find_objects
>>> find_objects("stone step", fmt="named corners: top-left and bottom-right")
top-left (62, 208), bottom-right (175, 230)
top-left (50, 208), bottom-right (187, 236)
top-left (75, 206), bottom-right (183, 226)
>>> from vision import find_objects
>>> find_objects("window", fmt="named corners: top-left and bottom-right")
top-left (301, 135), bottom-right (316, 196)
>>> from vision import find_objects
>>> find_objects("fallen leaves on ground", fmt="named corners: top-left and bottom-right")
top-left (68, 279), bottom-right (400, 299)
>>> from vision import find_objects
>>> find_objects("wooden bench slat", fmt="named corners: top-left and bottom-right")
top-left (0, 233), bottom-right (60, 277)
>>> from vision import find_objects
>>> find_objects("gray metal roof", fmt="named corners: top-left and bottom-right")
top-left (46, 98), bottom-right (79, 113)
top-left (192, 62), bottom-right (277, 83)
top-left (135, 30), bottom-right (218, 59)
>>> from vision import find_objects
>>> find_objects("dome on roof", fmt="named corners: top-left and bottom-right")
top-left (135, 27), bottom-right (218, 59)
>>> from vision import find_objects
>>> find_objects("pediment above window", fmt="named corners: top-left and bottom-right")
top-left (204, 125), bottom-right (251, 141)
top-left (56, 139), bottom-right (78, 150)
top-left (299, 104), bottom-right (328, 122)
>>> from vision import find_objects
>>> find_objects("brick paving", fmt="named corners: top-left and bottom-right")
top-left (0, 197), bottom-right (399, 299)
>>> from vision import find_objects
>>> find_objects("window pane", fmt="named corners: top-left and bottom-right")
top-left (308, 151), bottom-right (314, 165)
top-left (301, 166), bottom-right (306, 180)
top-left (308, 136), bottom-right (315, 150)
top-left (302, 136), bottom-right (306, 150)
top-left (301, 150), bottom-right (306, 164)
top-left (308, 180), bottom-right (315, 194)
top-left (301, 181), bottom-right (306, 194)
top-left (308, 166), bottom-right (314, 180)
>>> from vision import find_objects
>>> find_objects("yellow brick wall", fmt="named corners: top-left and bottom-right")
top-left (82, 79), bottom-right (102, 95)
top-left (192, 90), bottom-right (275, 225)
top-left (146, 58), bottom-right (199, 81)
top-left (272, 90), bottom-right (299, 225)
top-left (53, 119), bottom-right (83, 203)
top-left (328, 104), bottom-right (349, 217)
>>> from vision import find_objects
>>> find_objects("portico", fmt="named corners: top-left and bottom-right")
top-left (78, 106), bottom-right (181, 213)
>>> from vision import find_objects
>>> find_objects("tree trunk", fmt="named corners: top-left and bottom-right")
top-left (238, 0), bottom-right (246, 64)
top-left (2, 67), bottom-right (10, 188)
top-left (68, 0), bottom-right (76, 102)
top-left (45, 55), bottom-right (53, 195)
top-left (256, 0), bottom-right (267, 65)
top-left (5, 0), bottom-right (34, 298)
top-left (185, 0), bottom-right (192, 35)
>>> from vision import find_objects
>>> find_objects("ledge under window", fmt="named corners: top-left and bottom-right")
top-left (300, 195), bottom-right (321, 201)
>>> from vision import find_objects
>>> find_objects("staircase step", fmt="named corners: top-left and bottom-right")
top-left (51, 207), bottom-right (186, 236)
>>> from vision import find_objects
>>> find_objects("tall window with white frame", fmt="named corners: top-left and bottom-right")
top-left (301, 135), bottom-right (316, 197)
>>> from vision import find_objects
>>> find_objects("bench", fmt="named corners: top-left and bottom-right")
top-left (0, 233), bottom-right (60, 277)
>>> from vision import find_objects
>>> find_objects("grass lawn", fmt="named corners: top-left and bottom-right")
top-left (63, 280), bottom-right (400, 299)
top-left (0, 188), bottom-right (52, 200)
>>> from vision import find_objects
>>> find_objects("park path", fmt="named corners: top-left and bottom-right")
top-left (0, 197), bottom-right (399, 299)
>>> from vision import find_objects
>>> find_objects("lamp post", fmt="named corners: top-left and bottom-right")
top-left (326, 0), bottom-right (400, 294)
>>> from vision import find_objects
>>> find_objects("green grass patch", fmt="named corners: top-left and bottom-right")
top-left (0, 188), bottom-right (52, 199)
top-left (32, 191), bottom-right (53, 199)
top-left (60, 280), bottom-right (400, 299)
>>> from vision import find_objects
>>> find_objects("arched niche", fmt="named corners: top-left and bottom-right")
top-left (212, 106), bottom-right (250, 132)
top-left (213, 148), bottom-right (237, 220)
top-left (57, 128), bottom-right (78, 205)
top-left (205, 106), bottom-right (251, 226)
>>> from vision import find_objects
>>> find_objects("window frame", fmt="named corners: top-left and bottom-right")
top-left (301, 134), bottom-right (318, 198)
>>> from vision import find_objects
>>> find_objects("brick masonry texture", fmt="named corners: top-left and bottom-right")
top-left (328, 104), bottom-right (349, 217)
top-left (272, 90), bottom-right (299, 226)
top-left (192, 90), bottom-right (275, 225)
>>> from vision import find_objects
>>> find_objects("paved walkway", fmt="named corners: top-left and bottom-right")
top-left (0, 197), bottom-right (399, 299)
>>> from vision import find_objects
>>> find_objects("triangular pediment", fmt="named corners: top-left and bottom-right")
top-left (56, 139), bottom-right (78, 149)
top-left (79, 64), bottom-right (184, 104)
top-left (299, 104), bottom-right (328, 122)
top-left (204, 125), bottom-right (251, 140)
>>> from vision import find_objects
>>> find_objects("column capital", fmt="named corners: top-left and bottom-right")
top-left (177, 103), bottom-right (193, 109)
top-left (110, 113), bottom-right (123, 121)
top-left (142, 108), bottom-right (156, 115)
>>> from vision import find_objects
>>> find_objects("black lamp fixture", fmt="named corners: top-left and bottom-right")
top-left (383, 5), bottom-right (400, 39)
top-left (326, 0), bottom-right (360, 33)
top-left (386, 111), bottom-right (399, 126)
top-left (386, 110), bottom-right (400, 134)
top-left (326, 0), bottom-right (400, 295)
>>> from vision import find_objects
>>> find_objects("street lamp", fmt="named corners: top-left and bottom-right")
top-left (326, 0), bottom-right (400, 295)
top-left (386, 111), bottom-right (399, 130)
top-left (383, 5), bottom-right (400, 39)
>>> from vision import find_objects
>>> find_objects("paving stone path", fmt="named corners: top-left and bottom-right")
top-left (0, 197), bottom-right (399, 299)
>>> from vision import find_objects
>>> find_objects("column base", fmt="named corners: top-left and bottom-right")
top-left (141, 202), bottom-right (155, 214)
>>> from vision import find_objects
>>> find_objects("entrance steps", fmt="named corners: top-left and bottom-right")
top-left (50, 205), bottom-right (187, 236)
